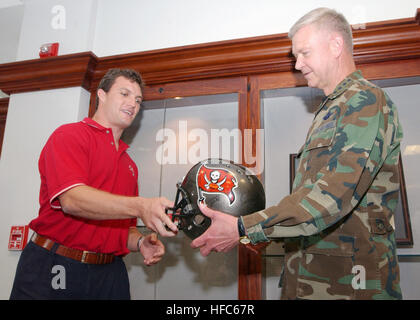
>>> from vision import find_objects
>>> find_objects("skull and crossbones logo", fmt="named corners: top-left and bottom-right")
top-left (204, 170), bottom-right (227, 191)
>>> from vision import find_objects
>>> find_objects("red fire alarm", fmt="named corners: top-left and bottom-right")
top-left (39, 42), bottom-right (59, 58)
top-left (8, 226), bottom-right (29, 251)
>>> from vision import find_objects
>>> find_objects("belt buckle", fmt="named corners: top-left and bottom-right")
top-left (81, 251), bottom-right (89, 263)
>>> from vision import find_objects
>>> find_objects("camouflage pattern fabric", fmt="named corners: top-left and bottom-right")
top-left (242, 70), bottom-right (403, 300)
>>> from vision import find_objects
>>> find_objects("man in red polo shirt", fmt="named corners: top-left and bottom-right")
top-left (10, 68), bottom-right (178, 299)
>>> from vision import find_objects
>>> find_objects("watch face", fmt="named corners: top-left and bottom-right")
top-left (240, 237), bottom-right (250, 245)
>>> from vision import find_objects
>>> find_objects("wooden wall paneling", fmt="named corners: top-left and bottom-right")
top-left (0, 98), bottom-right (9, 157)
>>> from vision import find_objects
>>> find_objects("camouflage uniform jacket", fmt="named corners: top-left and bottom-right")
top-left (241, 70), bottom-right (403, 300)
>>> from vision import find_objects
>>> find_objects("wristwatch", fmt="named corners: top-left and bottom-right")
top-left (238, 218), bottom-right (250, 244)
top-left (239, 236), bottom-right (250, 244)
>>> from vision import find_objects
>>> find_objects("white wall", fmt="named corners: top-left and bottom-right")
top-left (16, 0), bottom-right (97, 61)
top-left (0, 87), bottom-right (90, 298)
top-left (0, 4), bottom-right (24, 64)
top-left (1, 0), bottom-right (420, 300)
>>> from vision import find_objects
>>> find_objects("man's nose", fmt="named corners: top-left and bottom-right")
top-left (127, 95), bottom-right (137, 107)
top-left (295, 55), bottom-right (303, 71)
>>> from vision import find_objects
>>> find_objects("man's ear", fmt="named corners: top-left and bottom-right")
top-left (329, 33), bottom-right (344, 58)
top-left (97, 88), bottom-right (107, 106)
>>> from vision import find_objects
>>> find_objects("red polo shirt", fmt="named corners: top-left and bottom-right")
top-left (29, 117), bottom-right (138, 256)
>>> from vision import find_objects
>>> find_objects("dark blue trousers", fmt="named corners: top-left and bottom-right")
top-left (10, 241), bottom-right (130, 300)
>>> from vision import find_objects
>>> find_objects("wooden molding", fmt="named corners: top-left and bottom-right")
top-left (91, 34), bottom-right (292, 89)
top-left (0, 52), bottom-right (98, 95)
top-left (1, 10), bottom-right (420, 95)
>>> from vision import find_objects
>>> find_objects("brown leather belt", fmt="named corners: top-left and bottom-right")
top-left (31, 233), bottom-right (115, 264)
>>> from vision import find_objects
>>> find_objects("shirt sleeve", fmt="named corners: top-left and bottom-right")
top-left (40, 126), bottom-right (90, 209)
top-left (242, 88), bottom-right (400, 243)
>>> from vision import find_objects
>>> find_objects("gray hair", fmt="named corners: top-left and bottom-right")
top-left (288, 7), bottom-right (353, 54)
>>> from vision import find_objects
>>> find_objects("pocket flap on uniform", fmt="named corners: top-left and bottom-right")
top-left (306, 119), bottom-right (336, 151)
top-left (304, 233), bottom-right (355, 257)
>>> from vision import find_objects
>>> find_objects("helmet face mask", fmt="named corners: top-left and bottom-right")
top-left (166, 159), bottom-right (266, 240)
top-left (167, 183), bottom-right (212, 239)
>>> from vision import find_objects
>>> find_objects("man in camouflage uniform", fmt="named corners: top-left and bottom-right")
top-left (191, 7), bottom-right (403, 299)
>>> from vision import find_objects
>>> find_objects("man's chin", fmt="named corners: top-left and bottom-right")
top-left (119, 119), bottom-right (134, 130)
top-left (305, 78), bottom-right (319, 89)
top-left (305, 80), bottom-right (315, 88)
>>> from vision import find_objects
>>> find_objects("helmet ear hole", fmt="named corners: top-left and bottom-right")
top-left (193, 214), bottom-right (206, 226)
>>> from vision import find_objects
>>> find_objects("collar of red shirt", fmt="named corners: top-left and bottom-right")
top-left (81, 117), bottom-right (130, 152)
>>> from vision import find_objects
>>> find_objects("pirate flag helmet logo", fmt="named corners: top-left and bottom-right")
top-left (197, 165), bottom-right (237, 205)
top-left (166, 158), bottom-right (266, 240)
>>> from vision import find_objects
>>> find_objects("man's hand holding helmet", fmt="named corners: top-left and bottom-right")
top-left (137, 197), bottom-right (178, 237)
top-left (190, 203), bottom-right (239, 256)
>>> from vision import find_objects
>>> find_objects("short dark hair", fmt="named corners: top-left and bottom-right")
top-left (96, 68), bottom-right (144, 107)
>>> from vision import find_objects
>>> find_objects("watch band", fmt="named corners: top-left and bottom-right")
top-left (238, 217), bottom-right (250, 244)
top-left (237, 217), bottom-right (246, 237)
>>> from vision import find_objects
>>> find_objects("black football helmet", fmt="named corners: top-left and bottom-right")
top-left (166, 158), bottom-right (266, 240)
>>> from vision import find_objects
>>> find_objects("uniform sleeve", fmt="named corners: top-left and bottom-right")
top-left (242, 88), bottom-right (399, 243)
top-left (39, 127), bottom-right (90, 209)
